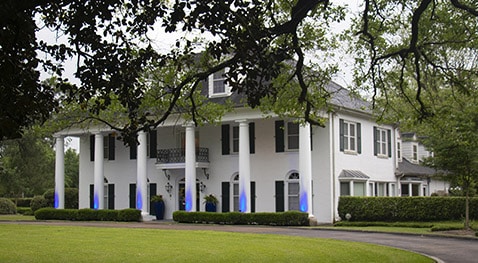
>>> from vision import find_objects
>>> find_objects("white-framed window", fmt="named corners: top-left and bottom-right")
top-left (397, 141), bottom-right (402, 161)
top-left (339, 181), bottom-right (365, 196)
top-left (412, 144), bottom-right (418, 162)
top-left (232, 174), bottom-right (239, 212)
top-left (286, 122), bottom-right (299, 150)
top-left (208, 68), bottom-right (231, 97)
top-left (340, 120), bottom-right (360, 153)
top-left (232, 126), bottom-right (239, 153)
top-left (376, 128), bottom-right (388, 156)
top-left (287, 172), bottom-right (300, 211)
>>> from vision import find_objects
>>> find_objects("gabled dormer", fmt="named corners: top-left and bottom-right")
top-left (208, 68), bottom-right (232, 98)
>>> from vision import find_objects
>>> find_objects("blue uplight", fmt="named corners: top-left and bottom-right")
top-left (300, 192), bottom-right (308, 213)
top-left (136, 191), bottom-right (142, 210)
top-left (93, 193), bottom-right (99, 210)
top-left (239, 190), bottom-right (247, 212)
top-left (185, 189), bottom-right (192, 211)
top-left (54, 191), bottom-right (59, 209)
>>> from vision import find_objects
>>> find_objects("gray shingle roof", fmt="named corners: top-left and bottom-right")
top-left (396, 158), bottom-right (437, 177)
top-left (339, 170), bottom-right (370, 179)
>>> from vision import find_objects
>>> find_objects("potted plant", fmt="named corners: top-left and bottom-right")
top-left (203, 194), bottom-right (218, 212)
top-left (151, 195), bottom-right (165, 220)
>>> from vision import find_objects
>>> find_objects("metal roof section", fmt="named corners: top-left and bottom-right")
top-left (338, 170), bottom-right (370, 179)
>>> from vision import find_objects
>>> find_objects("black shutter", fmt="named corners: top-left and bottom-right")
top-left (357, 123), bottom-right (362, 154)
top-left (108, 134), bottom-right (115, 160)
top-left (89, 184), bottom-right (94, 209)
top-left (149, 130), bottom-right (157, 159)
top-left (373, 127), bottom-right (378, 156)
top-left (249, 122), bottom-right (255, 154)
top-left (221, 124), bottom-right (230, 155)
top-left (221, 182), bottom-right (230, 212)
top-left (387, 129), bottom-right (392, 158)
top-left (275, 120), bottom-right (285, 152)
top-left (129, 184), bottom-right (136, 209)
top-left (108, 184), bottom-right (115, 210)
top-left (275, 181), bottom-right (284, 212)
top-left (339, 119), bottom-right (344, 152)
top-left (149, 183), bottom-right (157, 215)
top-left (129, 138), bottom-right (137, 160)
top-left (251, 181), bottom-right (256, 213)
top-left (90, 135), bottom-right (95, 161)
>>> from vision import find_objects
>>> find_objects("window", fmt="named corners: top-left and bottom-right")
top-left (232, 126), bottom-right (239, 153)
top-left (208, 69), bottom-right (230, 97)
top-left (286, 122), bottom-right (299, 150)
top-left (233, 174), bottom-right (239, 212)
top-left (397, 142), bottom-right (402, 160)
top-left (339, 119), bottom-right (361, 154)
top-left (374, 127), bottom-right (391, 158)
top-left (287, 172), bottom-right (300, 211)
top-left (354, 182), bottom-right (365, 196)
top-left (340, 182), bottom-right (350, 196)
top-left (413, 144), bottom-right (418, 162)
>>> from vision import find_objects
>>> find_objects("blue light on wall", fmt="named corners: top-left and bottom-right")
top-left (136, 191), bottom-right (142, 210)
top-left (185, 189), bottom-right (192, 211)
top-left (93, 193), bottom-right (99, 210)
top-left (239, 190), bottom-right (247, 212)
top-left (300, 192), bottom-right (308, 213)
top-left (54, 191), bottom-right (59, 209)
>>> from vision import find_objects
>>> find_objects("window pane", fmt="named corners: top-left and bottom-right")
top-left (350, 138), bottom-right (356, 151)
top-left (288, 182), bottom-right (299, 195)
top-left (350, 124), bottom-right (355, 137)
top-left (340, 182), bottom-right (350, 196)
top-left (288, 196), bottom-right (299, 211)
top-left (288, 122), bottom-right (299, 135)
top-left (354, 182), bottom-right (365, 196)
top-left (213, 81), bottom-right (225, 93)
top-left (288, 136), bottom-right (299, 149)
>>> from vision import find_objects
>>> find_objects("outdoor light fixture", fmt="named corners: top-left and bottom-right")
top-left (163, 169), bottom-right (170, 181)
top-left (200, 182), bottom-right (206, 193)
top-left (165, 182), bottom-right (173, 193)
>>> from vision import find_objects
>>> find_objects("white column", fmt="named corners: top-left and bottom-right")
top-left (299, 123), bottom-right (313, 215)
top-left (185, 124), bottom-right (196, 212)
top-left (54, 136), bottom-right (65, 209)
top-left (93, 133), bottom-right (104, 209)
top-left (238, 120), bottom-right (251, 213)
top-left (136, 131), bottom-right (148, 214)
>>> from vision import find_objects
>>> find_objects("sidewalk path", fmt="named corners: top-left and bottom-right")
top-left (3, 220), bottom-right (478, 263)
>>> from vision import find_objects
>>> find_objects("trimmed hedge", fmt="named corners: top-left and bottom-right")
top-left (338, 196), bottom-right (478, 222)
top-left (16, 207), bottom-right (33, 215)
top-left (34, 208), bottom-right (141, 222)
top-left (30, 196), bottom-right (48, 213)
top-left (43, 188), bottom-right (79, 209)
top-left (0, 198), bottom-right (16, 214)
top-left (172, 211), bottom-right (309, 226)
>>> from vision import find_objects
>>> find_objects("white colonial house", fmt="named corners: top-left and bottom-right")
top-left (52, 77), bottom-right (448, 223)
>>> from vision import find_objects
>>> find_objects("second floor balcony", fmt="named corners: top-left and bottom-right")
top-left (156, 148), bottom-right (209, 165)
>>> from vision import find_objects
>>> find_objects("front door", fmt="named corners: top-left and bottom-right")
top-left (178, 180), bottom-right (200, 211)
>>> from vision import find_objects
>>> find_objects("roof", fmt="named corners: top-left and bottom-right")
top-left (327, 81), bottom-right (370, 113)
top-left (396, 158), bottom-right (437, 177)
top-left (339, 170), bottom-right (370, 179)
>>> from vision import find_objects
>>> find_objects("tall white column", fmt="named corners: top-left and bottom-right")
top-left (93, 133), bottom-right (104, 209)
top-left (54, 136), bottom-right (65, 209)
top-left (238, 120), bottom-right (251, 213)
top-left (136, 131), bottom-right (148, 214)
top-left (185, 124), bottom-right (196, 212)
top-left (299, 123), bottom-right (313, 215)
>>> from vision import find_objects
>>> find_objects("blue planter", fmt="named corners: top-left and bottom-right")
top-left (205, 202), bottom-right (217, 212)
top-left (153, 201), bottom-right (165, 220)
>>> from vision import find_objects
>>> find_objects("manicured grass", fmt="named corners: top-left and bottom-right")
top-left (0, 224), bottom-right (432, 263)
top-left (0, 214), bottom-right (35, 221)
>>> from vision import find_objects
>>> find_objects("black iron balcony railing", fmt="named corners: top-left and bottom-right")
top-left (156, 148), bottom-right (209, 163)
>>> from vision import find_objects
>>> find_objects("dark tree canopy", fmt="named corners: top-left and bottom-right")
top-left (1, 0), bottom-right (477, 141)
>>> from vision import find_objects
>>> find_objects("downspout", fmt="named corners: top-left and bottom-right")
top-left (329, 112), bottom-right (337, 222)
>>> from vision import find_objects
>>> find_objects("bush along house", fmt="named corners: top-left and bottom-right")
top-left (52, 75), bottom-right (448, 223)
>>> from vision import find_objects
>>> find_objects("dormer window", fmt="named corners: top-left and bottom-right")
top-left (208, 68), bottom-right (231, 97)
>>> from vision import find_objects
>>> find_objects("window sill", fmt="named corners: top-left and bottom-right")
top-left (343, 150), bottom-right (358, 155)
top-left (209, 92), bottom-right (232, 98)
top-left (376, 154), bottom-right (389, 159)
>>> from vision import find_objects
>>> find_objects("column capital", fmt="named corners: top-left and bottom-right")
top-left (235, 119), bottom-right (249, 124)
top-left (182, 122), bottom-right (195, 128)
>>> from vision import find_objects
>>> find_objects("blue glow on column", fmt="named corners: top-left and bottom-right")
top-left (136, 190), bottom-right (142, 210)
top-left (300, 192), bottom-right (308, 213)
top-left (185, 189), bottom-right (193, 211)
top-left (93, 193), bottom-right (99, 210)
top-left (239, 190), bottom-right (247, 212)
top-left (54, 191), bottom-right (59, 209)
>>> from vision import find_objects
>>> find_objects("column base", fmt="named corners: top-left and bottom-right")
top-left (308, 214), bottom-right (318, 226)
top-left (141, 212), bottom-right (155, 222)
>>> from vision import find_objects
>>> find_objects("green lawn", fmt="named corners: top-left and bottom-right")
top-left (0, 224), bottom-right (432, 263)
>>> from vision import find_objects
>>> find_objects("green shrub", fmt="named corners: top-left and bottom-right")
top-left (0, 198), bottom-right (16, 214)
top-left (338, 196), bottom-right (478, 222)
top-left (16, 207), bottom-right (33, 215)
top-left (117, 209), bottom-right (142, 222)
top-left (35, 208), bottom-right (140, 222)
top-left (172, 211), bottom-right (309, 226)
top-left (30, 196), bottom-right (48, 213)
